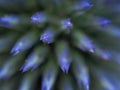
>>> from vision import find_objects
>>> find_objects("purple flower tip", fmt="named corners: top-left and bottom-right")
top-left (40, 29), bottom-right (54, 44)
top-left (31, 12), bottom-right (47, 24)
top-left (42, 84), bottom-right (50, 90)
top-left (79, 42), bottom-right (95, 53)
top-left (59, 59), bottom-right (70, 73)
top-left (11, 42), bottom-right (24, 55)
top-left (21, 62), bottom-right (34, 72)
top-left (21, 63), bottom-right (30, 72)
top-left (21, 58), bottom-right (40, 72)
top-left (0, 14), bottom-right (19, 28)
top-left (61, 18), bottom-right (73, 30)
top-left (11, 48), bottom-right (21, 55)
top-left (80, 46), bottom-right (94, 53)
top-left (81, 1), bottom-right (93, 10)
top-left (61, 64), bottom-right (70, 73)
top-left (97, 17), bottom-right (111, 27)
top-left (74, 1), bottom-right (93, 11)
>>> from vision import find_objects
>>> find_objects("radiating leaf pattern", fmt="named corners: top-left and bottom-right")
top-left (0, 0), bottom-right (120, 90)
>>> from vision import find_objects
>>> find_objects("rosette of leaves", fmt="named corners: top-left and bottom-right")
top-left (0, 0), bottom-right (120, 90)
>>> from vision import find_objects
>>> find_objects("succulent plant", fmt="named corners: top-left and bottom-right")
top-left (0, 0), bottom-right (120, 90)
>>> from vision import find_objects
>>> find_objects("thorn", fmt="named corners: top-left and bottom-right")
top-left (31, 63), bottom-right (39, 71)
top-left (11, 48), bottom-right (21, 55)
top-left (21, 63), bottom-right (30, 72)
top-left (97, 17), bottom-right (111, 27)
top-left (61, 18), bottom-right (73, 30)
top-left (41, 81), bottom-right (51, 90)
top-left (60, 61), bottom-right (70, 73)
top-left (31, 12), bottom-right (47, 24)
top-left (40, 29), bottom-right (54, 44)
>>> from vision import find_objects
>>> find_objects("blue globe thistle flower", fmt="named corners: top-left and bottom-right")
top-left (0, 0), bottom-right (120, 90)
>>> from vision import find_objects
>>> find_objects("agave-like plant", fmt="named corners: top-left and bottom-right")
top-left (0, 0), bottom-right (120, 90)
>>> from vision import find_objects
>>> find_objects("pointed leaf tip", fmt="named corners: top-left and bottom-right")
top-left (11, 48), bottom-right (21, 55)
top-left (73, 31), bottom-right (95, 53)
top-left (11, 31), bottom-right (39, 55)
top-left (55, 40), bottom-right (71, 73)
top-left (0, 14), bottom-right (19, 28)
top-left (41, 59), bottom-right (58, 90)
top-left (21, 45), bottom-right (49, 72)
top-left (31, 12), bottom-right (47, 24)
top-left (40, 28), bottom-right (55, 44)
top-left (60, 58), bottom-right (70, 73)
top-left (72, 52), bottom-right (89, 90)
top-left (21, 61), bottom-right (40, 72)
top-left (61, 18), bottom-right (73, 30)
top-left (97, 17), bottom-right (111, 27)
top-left (73, 1), bottom-right (93, 11)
